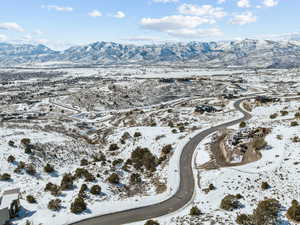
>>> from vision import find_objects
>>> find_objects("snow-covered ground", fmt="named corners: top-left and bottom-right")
top-left (130, 99), bottom-right (300, 225)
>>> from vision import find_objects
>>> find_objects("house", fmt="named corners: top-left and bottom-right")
top-left (195, 105), bottom-right (217, 114)
top-left (0, 188), bottom-right (21, 225)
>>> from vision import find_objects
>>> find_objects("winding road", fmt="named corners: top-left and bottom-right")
top-left (70, 97), bottom-right (253, 225)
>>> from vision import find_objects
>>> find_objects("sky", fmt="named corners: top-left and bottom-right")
top-left (0, 0), bottom-right (299, 50)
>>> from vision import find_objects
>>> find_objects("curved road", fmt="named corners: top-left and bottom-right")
top-left (71, 98), bottom-right (253, 225)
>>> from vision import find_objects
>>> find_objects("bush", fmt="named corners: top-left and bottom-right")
top-left (280, 110), bottom-right (289, 116)
top-left (134, 132), bottom-right (142, 138)
top-left (70, 196), bottom-right (87, 214)
top-left (24, 145), bottom-right (33, 154)
top-left (74, 168), bottom-right (95, 182)
top-left (253, 137), bottom-right (267, 150)
top-left (8, 140), bottom-right (15, 147)
top-left (109, 144), bottom-right (119, 151)
top-left (269, 113), bottom-right (278, 119)
top-left (80, 159), bottom-right (89, 166)
top-left (240, 121), bottom-right (246, 128)
top-left (190, 206), bottom-right (201, 216)
top-left (21, 138), bottom-right (31, 146)
top-left (44, 182), bottom-right (61, 196)
top-left (48, 199), bottom-right (62, 211)
top-left (252, 198), bottom-right (280, 225)
top-left (90, 185), bottom-right (101, 195)
top-left (112, 159), bottom-right (124, 167)
top-left (108, 173), bottom-right (120, 184)
top-left (220, 195), bottom-right (239, 211)
top-left (236, 214), bottom-right (253, 225)
top-left (291, 121), bottom-right (299, 127)
top-left (144, 220), bottom-right (160, 225)
top-left (61, 173), bottom-right (74, 190)
top-left (287, 200), bottom-right (300, 222)
top-left (25, 164), bottom-right (36, 175)
top-left (162, 145), bottom-right (172, 155)
top-left (130, 173), bottom-right (142, 185)
top-left (295, 112), bottom-right (300, 118)
top-left (0, 173), bottom-right (11, 181)
top-left (44, 163), bottom-right (55, 173)
top-left (121, 132), bottom-right (131, 140)
top-left (131, 147), bottom-right (157, 172)
top-left (261, 182), bottom-right (270, 190)
top-left (7, 155), bottom-right (15, 163)
top-left (26, 195), bottom-right (37, 204)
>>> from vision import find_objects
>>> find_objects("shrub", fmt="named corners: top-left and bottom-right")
top-left (240, 121), bottom-right (246, 128)
top-left (19, 161), bottom-right (26, 169)
top-left (80, 159), bottom-right (89, 166)
top-left (269, 113), bottom-right (278, 119)
top-left (112, 159), bottom-right (124, 167)
top-left (131, 147), bottom-right (157, 172)
top-left (108, 173), bottom-right (120, 184)
top-left (280, 111), bottom-right (289, 116)
top-left (261, 182), bottom-right (271, 190)
top-left (21, 138), bottom-right (31, 146)
top-left (61, 173), bottom-right (74, 190)
top-left (7, 155), bottom-right (15, 163)
top-left (25, 164), bottom-right (36, 175)
top-left (70, 196), bottom-right (87, 214)
top-left (44, 163), bottom-right (55, 173)
top-left (109, 144), bottom-right (119, 151)
top-left (8, 140), bottom-right (15, 147)
top-left (134, 132), bottom-right (142, 138)
top-left (26, 195), bottom-right (37, 204)
top-left (44, 182), bottom-right (61, 196)
top-left (121, 132), bottom-right (131, 140)
top-left (190, 206), bottom-right (201, 216)
top-left (252, 198), bottom-right (280, 225)
top-left (48, 199), bottom-right (62, 211)
top-left (0, 173), bottom-right (11, 181)
top-left (90, 185), bottom-right (101, 195)
top-left (291, 121), bottom-right (299, 127)
top-left (236, 214), bottom-right (253, 225)
top-left (24, 146), bottom-right (33, 154)
top-left (253, 137), bottom-right (267, 150)
top-left (220, 195), bottom-right (239, 211)
top-left (144, 220), bottom-right (160, 225)
top-left (287, 200), bottom-right (300, 222)
top-left (162, 145), bottom-right (172, 155)
top-left (178, 125), bottom-right (185, 132)
top-left (168, 121), bottom-right (174, 127)
top-left (172, 129), bottom-right (178, 134)
top-left (130, 173), bottom-right (142, 185)
top-left (295, 112), bottom-right (300, 118)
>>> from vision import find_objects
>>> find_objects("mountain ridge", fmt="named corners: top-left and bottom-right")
top-left (1, 39), bottom-right (300, 68)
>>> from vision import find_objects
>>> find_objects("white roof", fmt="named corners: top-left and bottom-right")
top-left (0, 189), bottom-right (20, 209)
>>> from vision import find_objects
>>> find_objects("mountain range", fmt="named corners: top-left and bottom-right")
top-left (1, 39), bottom-right (300, 68)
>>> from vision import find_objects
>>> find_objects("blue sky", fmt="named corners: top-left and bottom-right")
top-left (0, 0), bottom-right (298, 49)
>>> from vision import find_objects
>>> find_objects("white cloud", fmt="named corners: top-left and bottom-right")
top-left (167, 28), bottom-right (223, 38)
top-left (152, 0), bottom-right (179, 3)
top-left (178, 4), bottom-right (227, 18)
top-left (230, 12), bottom-right (257, 25)
top-left (0, 34), bottom-right (8, 42)
top-left (42, 5), bottom-right (73, 12)
top-left (140, 15), bottom-right (222, 39)
top-left (218, 0), bottom-right (226, 3)
top-left (122, 36), bottom-right (161, 42)
top-left (114, 11), bottom-right (126, 19)
top-left (88, 10), bottom-right (102, 17)
top-left (262, 0), bottom-right (278, 7)
top-left (237, 0), bottom-right (251, 8)
top-left (0, 22), bottom-right (25, 32)
top-left (141, 15), bottom-right (215, 32)
top-left (34, 30), bottom-right (43, 35)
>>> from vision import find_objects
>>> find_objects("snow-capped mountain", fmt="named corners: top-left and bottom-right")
top-left (1, 39), bottom-right (300, 68)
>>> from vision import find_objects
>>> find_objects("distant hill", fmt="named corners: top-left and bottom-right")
top-left (1, 39), bottom-right (300, 68)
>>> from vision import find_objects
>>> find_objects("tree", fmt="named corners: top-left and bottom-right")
top-left (70, 196), bottom-right (87, 214)
top-left (108, 173), bottom-right (120, 184)
top-left (190, 206), bottom-right (201, 216)
top-left (90, 185), bottom-right (101, 195)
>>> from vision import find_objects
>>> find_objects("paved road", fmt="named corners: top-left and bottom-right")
top-left (70, 98), bottom-right (252, 225)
